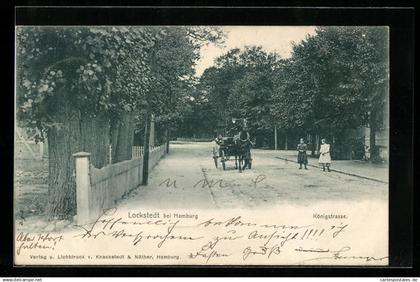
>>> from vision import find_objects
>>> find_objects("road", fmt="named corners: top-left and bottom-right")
top-left (120, 141), bottom-right (388, 210)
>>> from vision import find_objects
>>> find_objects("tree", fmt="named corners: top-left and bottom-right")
top-left (200, 48), bottom-right (244, 122)
top-left (146, 27), bottom-right (197, 155)
top-left (109, 28), bottom-right (158, 163)
top-left (16, 26), bottom-right (158, 219)
top-left (16, 26), bottom-right (224, 218)
top-left (271, 26), bottom-right (388, 159)
top-left (138, 26), bottom-right (224, 183)
top-left (144, 26), bottom-right (225, 149)
top-left (196, 46), bottom-right (280, 146)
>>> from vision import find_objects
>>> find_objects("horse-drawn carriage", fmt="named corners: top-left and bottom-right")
top-left (212, 131), bottom-right (253, 172)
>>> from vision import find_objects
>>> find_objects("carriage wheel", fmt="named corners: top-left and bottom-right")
top-left (213, 157), bottom-right (218, 168)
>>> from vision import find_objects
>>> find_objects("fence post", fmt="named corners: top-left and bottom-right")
top-left (73, 152), bottom-right (92, 225)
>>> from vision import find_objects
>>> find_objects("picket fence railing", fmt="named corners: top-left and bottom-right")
top-left (107, 145), bottom-right (159, 163)
top-left (73, 145), bottom-right (166, 225)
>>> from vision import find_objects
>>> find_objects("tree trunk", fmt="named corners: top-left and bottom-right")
top-left (46, 88), bottom-right (81, 219)
top-left (274, 126), bottom-right (277, 150)
top-left (46, 87), bottom-right (112, 219)
top-left (165, 126), bottom-right (170, 154)
top-left (142, 109), bottom-right (151, 185)
top-left (285, 133), bottom-right (288, 150)
top-left (369, 116), bottom-right (378, 162)
top-left (311, 132), bottom-right (316, 156)
top-left (110, 121), bottom-right (119, 163)
top-left (315, 134), bottom-right (320, 155)
top-left (255, 133), bottom-right (263, 148)
top-left (110, 111), bottom-right (135, 163)
top-left (80, 112), bottom-right (110, 168)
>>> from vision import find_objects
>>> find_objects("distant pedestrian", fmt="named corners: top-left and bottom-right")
top-left (214, 134), bottom-right (224, 157)
top-left (319, 138), bottom-right (331, 172)
top-left (297, 138), bottom-right (308, 170)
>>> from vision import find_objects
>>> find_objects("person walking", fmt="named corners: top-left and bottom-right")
top-left (319, 138), bottom-right (332, 172)
top-left (297, 138), bottom-right (308, 170)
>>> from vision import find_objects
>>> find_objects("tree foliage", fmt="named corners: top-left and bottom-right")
top-left (183, 26), bottom-right (388, 154)
top-left (272, 26), bottom-right (388, 136)
top-left (15, 26), bottom-right (224, 218)
top-left (197, 46), bottom-right (280, 140)
top-left (16, 26), bottom-right (162, 140)
top-left (142, 27), bottom-right (225, 140)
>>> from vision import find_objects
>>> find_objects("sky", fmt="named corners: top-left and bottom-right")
top-left (195, 26), bottom-right (317, 76)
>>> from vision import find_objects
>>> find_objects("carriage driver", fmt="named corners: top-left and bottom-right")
top-left (215, 133), bottom-right (223, 145)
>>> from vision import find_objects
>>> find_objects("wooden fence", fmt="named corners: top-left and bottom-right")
top-left (107, 145), bottom-right (158, 162)
top-left (131, 146), bottom-right (144, 159)
top-left (176, 138), bottom-right (213, 142)
top-left (130, 145), bottom-right (159, 159)
top-left (73, 144), bottom-right (166, 225)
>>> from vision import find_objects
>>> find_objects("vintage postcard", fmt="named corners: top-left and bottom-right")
top-left (14, 25), bottom-right (389, 265)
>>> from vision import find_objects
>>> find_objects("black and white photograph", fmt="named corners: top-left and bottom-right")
top-left (14, 25), bottom-right (390, 265)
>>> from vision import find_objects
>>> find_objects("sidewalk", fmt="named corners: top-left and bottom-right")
top-left (257, 149), bottom-right (388, 183)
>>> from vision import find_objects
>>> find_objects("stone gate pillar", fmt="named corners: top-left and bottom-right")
top-left (73, 152), bottom-right (92, 225)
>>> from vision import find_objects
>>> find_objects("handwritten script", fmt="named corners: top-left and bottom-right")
top-left (19, 207), bottom-right (386, 265)
top-left (14, 202), bottom-right (388, 265)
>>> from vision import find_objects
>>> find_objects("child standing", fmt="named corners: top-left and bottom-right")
top-left (319, 138), bottom-right (332, 172)
top-left (297, 138), bottom-right (308, 170)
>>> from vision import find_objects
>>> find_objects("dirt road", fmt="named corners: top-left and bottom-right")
top-left (120, 142), bottom-right (388, 210)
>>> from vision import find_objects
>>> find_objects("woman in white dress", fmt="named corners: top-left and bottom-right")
top-left (319, 138), bottom-right (331, 172)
